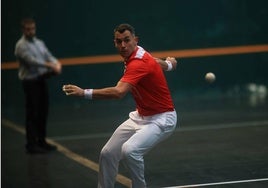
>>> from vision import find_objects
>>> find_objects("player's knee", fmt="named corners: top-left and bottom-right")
top-left (100, 147), bottom-right (113, 161)
top-left (121, 143), bottom-right (135, 160)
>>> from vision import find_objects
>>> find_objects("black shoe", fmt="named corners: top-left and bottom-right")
top-left (26, 145), bottom-right (48, 154)
top-left (38, 141), bottom-right (57, 151)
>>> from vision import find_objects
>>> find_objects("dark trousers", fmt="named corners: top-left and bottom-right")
top-left (22, 78), bottom-right (49, 149)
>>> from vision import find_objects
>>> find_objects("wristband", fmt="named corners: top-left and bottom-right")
top-left (84, 89), bottom-right (93, 99)
top-left (165, 60), bottom-right (173, 71)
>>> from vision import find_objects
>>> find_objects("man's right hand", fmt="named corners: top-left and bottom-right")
top-left (46, 62), bottom-right (62, 75)
top-left (62, 84), bottom-right (84, 97)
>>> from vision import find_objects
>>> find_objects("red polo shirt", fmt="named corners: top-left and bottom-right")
top-left (120, 46), bottom-right (174, 116)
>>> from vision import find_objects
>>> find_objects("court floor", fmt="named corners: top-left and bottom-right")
top-left (2, 90), bottom-right (268, 188)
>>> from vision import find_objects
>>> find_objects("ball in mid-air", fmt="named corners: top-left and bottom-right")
top-left (205, 72), bottom-right (216, 83)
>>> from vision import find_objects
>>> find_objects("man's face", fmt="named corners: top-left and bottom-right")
top-left (23, 23), bottom-right (36, 40)
top-left (114, 30), bottom-right (138, 60)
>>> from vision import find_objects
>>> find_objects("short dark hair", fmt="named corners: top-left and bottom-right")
top-left (114, 23), bottom-right (135, 35)
top-left (21, 18), bottom-right (35, 28)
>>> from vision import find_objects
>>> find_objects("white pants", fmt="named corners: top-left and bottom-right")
top-left (98, 110), bottom-right (177, 188)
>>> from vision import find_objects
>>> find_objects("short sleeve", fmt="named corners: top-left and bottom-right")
top-left (120, 59), bottom-right (149, 86)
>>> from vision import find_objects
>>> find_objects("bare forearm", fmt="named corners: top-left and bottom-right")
top-left (92, 87), bottom-right (125, 99)
top-left (62, 81), bottom-right (131, 100)
top-left (155, 57), bottom-right (177, 71)
top-left (155, 58), bottom-right (169, 70)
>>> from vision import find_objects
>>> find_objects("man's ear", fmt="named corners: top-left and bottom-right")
top-left (135, 36), bottom-right (139, 44)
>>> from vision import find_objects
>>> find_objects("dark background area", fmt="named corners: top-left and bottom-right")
top-left (2, 0), bottom-right (268, 61)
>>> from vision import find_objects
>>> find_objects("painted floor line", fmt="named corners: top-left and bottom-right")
top-left (2, 118), bottom-right (132, 188)
top-left (49, 120), bottom-right (268, 141)
top-left (164, 178), bottom-right (268, 188)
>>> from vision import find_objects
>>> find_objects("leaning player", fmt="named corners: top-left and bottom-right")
top-left (63, 23), bottom-right (177, 188)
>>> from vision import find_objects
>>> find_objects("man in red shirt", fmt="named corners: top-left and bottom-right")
top-left (63, 23), bottom-right (177, 188)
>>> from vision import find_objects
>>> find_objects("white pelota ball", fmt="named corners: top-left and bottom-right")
top-left (205, 72), bottom-right (216, 83)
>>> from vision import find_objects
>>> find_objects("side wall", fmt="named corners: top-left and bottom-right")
top-left (2, 0), bottom-right (268, 122)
